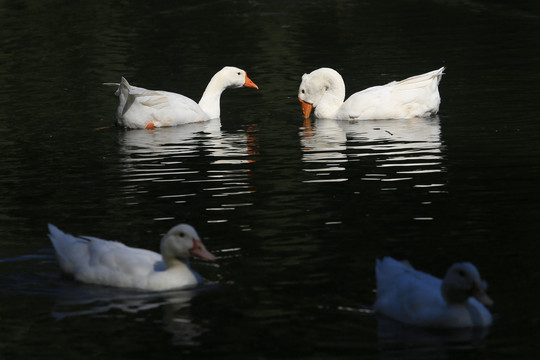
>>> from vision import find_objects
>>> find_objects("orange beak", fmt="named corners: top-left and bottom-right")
top-left (299, 98), bottom-right (313, 119)
top-left (244, 74), bottom-right (259, 89)
top-left (190, 238), bottom-right (217, 261)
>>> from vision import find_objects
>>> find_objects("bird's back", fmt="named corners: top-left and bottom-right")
top-left (342, 68), bottom-right (444, 119)
top-left (114, 78), bottom-right (207, 128)
top-left (48, 224), bottom-right (91, 275)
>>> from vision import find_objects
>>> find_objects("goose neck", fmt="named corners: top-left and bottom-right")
top-left (314, 70), bottom-right (346, 118)
top-left (198, 72), bottom-right (227, 119)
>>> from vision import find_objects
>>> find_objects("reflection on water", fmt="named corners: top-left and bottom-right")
top-left (117, 119), bottom-right (257, 222)
top-left (300, 117), bottom-right (443, 181)
top-left (0, 252), bottom-right (213, 347)
top-left (53, 285), bottom-right (213, 346)
top-left (52, 285), bottom-right (192, 318)
top-left (118, 118), bottom-right (253, 161)
top-left (300, 117), bottom-right (443, 185)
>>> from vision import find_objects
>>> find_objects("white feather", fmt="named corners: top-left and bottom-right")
top-left (298, 67), bottom-right (444, 120)
top-left (105, 67), bottom-right (258, 129)
top-left (48, 223), bottom-right (215, 291)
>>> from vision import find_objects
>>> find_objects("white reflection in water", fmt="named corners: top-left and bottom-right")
top-left (117, 119), bottom-right (256, 217)
top-left (0, 253), bottom-right (213, 346)
top-left (119, 118), bottom-right (246, 163)
top-left (300, 117), bottom-right (444, 186)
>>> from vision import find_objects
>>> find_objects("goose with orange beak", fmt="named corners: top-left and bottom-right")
top-left (105, 66), bottom-right (258, 129)
top-left (298, 67), bottom-right (443, 120)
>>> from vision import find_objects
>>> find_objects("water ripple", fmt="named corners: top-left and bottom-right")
top-left (300, 117), bottom-right (444, 187)
top-left (117, 119), bottom-right (256, 221)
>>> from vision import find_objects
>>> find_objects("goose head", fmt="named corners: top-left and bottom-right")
top-left (218, 66), bottom-right (259, 90)
top-left (298, 67), bottom-right (345, 119)
top-left (441, 262), bottom-right (493, 306)
top-left (160, 224), bottom-right (216, 265)
top-left (199, 66), bottom-right (258, 119)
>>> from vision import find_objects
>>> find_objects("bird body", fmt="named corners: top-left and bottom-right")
top-left (298, 67), bottom-right (444, 120)
top-left (374, 257), bottom-right (493, 328)
top-left (105, 66), bottom-right (258, 129)
top-left (48, 224), bottom-right (215, 291)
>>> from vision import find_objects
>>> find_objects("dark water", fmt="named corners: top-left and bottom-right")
top-left (1, 0), bottom-right (540, 358)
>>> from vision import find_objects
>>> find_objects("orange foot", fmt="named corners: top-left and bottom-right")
top-left (145, 123), bottom-right (155, 130)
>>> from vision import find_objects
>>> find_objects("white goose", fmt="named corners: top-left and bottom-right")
top-left (298, 67), bottom-right (444, 120)
top-left (374, 257), bottom-right (493, 328)
top-left (48, 223), bottom-right (216, 291)
top-left (105, 66), bottom-right (258, 129)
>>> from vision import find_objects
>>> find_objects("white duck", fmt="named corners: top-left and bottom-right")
top-left (373, 257), bottom-right (493, 328)
top-left (105, 66), bottom-right (258, 129)
top-left (48, 223), bottom-right (216, 291)
top-left (298, 67), bottom-right (444, 120)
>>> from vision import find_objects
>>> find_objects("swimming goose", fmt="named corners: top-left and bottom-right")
top-left (48, 223), bottom-right (216, 291)
top-left (105, 66), bottom-right (258, 129)
top-left (298, 67), bottom-right (444, 120)
top-left (373, 257), bottom-right (493, 328)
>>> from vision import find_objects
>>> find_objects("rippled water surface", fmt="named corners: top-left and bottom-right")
top-left (1, 0), bottom-right (540, 358)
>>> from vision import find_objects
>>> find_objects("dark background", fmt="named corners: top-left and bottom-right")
top-left (1, 0), bottom-right (539, 358)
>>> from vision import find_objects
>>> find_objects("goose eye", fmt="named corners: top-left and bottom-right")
top-left (301, 89), bottom-right (305, 94)
top-left (457, 270), bottom-right (466, 277)
top-left (237, 72), bottom-right (242, 76)
top-left (179, 232), bottom-right (185, 237)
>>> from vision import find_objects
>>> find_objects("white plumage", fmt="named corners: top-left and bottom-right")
top-left (298, 67), bottom-right (444, 120)
top-left (48, 224), bottom-right (216, 291)
top-left (105, 66), bottom-right (258, 129)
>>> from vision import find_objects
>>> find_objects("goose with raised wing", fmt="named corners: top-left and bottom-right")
top-left (48, 224), bottom-right (216, 291)
top-left (105, 66), bottom-right (258, 129)
top-left (298, 67), bottom-right (444, 120)
top-left (373, 257), bottom-right (493, 328)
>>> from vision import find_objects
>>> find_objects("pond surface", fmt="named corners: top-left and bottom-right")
top-left (1, 0), bottom-right (540, 358)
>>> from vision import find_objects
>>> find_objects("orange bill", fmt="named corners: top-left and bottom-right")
top-left (190, 238), bottom-right (217, 261)
top-left (244, 74), bottom-right (259, 89)
top-left (299, 98), bottom-right (313, 119)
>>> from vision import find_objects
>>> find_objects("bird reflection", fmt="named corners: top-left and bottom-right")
top-left (118, 118), bottom-right (222, 158)
top-left (299, 117), bottom-right (443, 183)
top-left (118, 118), bottom-right (257, 171)
top-left (52, 283), bottom-right (215, 346)
top-left (116, 119), bottom-right (258, 207)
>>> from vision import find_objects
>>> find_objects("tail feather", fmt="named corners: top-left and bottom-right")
top-left (117, 77), bottom-right (136, 116)
top-left (103, 77), bottom-right (131, 97)
top-left (48, 224), bottom-right (89, 274)
top-left (118, 77), bottom-right (132, 98)
top-left (103, 82), bottom-right (120, 96)
top-left (393, 67), bottom-right (445, 91)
